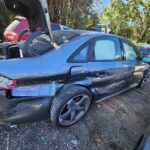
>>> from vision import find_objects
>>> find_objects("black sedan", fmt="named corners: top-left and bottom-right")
top-left (0, 0), bottom-right (149, 127)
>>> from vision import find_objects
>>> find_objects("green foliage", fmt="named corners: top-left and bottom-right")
top-left (101, 0), bottom-right (150, 43)
top-left (48, 0), bottom-right (100, 29)
top-left (1, 0), bottom-right (149, 44)
top-left (0, 0), bottom-right (13, 40)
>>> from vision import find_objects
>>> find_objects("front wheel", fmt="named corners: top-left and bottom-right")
top-left (50, 85), bottom-right (92, 127)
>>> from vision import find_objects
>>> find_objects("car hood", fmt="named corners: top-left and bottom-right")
top-left (4, 0), bottom-right (53, 41)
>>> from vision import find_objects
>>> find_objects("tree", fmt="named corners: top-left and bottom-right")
top-left (0, 0), bottom-right (11, 39)
top-left (48, 0), bottom-right (100, 29)
top-left (101, 0), bottom-right (150, 43)
top-left (0, 0), bottom-right (100, 39)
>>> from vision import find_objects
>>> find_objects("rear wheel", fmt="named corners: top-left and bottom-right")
top-left (138, 72), bottom-right (148, 88)
top-left (138, 78), bottom-right (146, 88)
top-left (50, 86), bottom-right (92, 126)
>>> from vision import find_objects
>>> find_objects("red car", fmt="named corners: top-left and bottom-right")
top-left (4, 16), bottom-right (72, 42)
top-left (4, 16), bottom-right (30, 42)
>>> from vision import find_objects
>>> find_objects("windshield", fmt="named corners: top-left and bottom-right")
top-left (28, 30), bottom-right (80, 56)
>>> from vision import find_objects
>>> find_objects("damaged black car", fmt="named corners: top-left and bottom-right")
top-left (0, 0), bottom-right (149, 127)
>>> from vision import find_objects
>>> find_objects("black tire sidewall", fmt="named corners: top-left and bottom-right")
top-left (50, 85), bottom-right (92, 127)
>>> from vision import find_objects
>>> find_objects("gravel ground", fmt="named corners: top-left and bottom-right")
top-left (0, 79), bottom-right (150, 150)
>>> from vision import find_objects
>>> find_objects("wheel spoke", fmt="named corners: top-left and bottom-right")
top-left (60, 109), bottom-right (71, 120)
top-left (77, 106), bottom-right (86, 111)
top-left (68, 99), bottom-right (76, 107)
top-left (76, 111), bottom-right (85, 121)
top-left (59, 94), bottom-right (90, 126)
top-left (70, 111), bottom-right (76, 121)
top-left (76, 95), bottom-right (88, 106)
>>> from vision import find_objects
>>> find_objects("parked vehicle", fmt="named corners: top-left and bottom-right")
top-left (4, 17), bottom-right (71, 42)
top-left (51, 23), bottom-right (72, 31)
top-left (95, 24), bottom-right (111, 33)
top-left (0, 0), bottom-right (149, 127)
top-left (138, 44), bottom-right (150, 58)
top-left (4, 16), bottom-right (30, 42)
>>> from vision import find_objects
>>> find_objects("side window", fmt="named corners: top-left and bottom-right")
top-left (122, 40), bottom-right (138, 60)
top-left (72, 45), bottom-right (89, 62)
top-left (92, 38), bottom-right (120, 61)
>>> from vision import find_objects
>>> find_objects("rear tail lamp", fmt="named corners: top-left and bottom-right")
top-left (0, 77), bottom-right (16, 90)
top-left (4, 31), bottom-right (18, 42)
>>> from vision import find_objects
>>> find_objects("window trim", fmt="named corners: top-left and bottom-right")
top-left (88, 36), bottom-right (123, 62)
top-left (67, 39), bottom-right (94, 63)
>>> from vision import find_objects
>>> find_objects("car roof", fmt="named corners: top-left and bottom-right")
top-left (55, 29), bottom-right (120, 38)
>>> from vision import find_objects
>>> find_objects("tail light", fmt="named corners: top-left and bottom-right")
top-left (4, 31), bottom-right (18, 42)
top-left (0, 77), bottom-right (16, 90)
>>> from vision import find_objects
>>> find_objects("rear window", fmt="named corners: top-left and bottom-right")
top-left (29, 30), bottom-right (80, 56)
top-left (5, 20), bottom-right (20, 31)
top-left (53, 30), bottom-right (79, 45)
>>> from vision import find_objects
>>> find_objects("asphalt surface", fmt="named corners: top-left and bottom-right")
top-left (0, 79), bottom-right (150, 150)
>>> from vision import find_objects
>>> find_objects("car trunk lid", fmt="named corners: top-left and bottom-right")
top-left (4, 0), bottom-right (54, 43)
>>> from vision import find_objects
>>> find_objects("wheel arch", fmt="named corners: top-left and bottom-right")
top-left (54, 82), bottom-right (96, 102)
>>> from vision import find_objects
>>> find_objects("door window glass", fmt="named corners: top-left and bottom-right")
top-left (92, 38), bottom-right (119, 61)
top-left (72, 45), bottom-right (89, 61)
top-left (122, 41), bottom-right (137, 60)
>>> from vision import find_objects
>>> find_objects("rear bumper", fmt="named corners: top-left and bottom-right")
top-left (0, 91), bottom-right (52, 125)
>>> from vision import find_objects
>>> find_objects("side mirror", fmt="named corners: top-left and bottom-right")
top-left (143, 57), bottom-right (150, 64)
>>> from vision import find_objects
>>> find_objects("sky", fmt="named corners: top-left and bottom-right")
top-left (92, 0), bottom-right (110, 15)
top-left (101, 0), bottom-right (110, 6)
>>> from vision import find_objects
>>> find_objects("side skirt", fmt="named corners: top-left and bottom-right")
top-left (94, 83), bottom-right (139, 103)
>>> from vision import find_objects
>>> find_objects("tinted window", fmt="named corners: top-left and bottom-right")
top-left (122, 40), bottom-right (138, 60)
top-left (72, 45), bottom-right (89, 61)
top-left (53, 31), bottom-right (79, 45)
top-left (92, 38), bottom-right (119, 61)
top-left (29, 31), bottom-right (80, 56)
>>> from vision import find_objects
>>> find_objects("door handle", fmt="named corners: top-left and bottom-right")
top-left (96, 72), bottom-right (109, 78)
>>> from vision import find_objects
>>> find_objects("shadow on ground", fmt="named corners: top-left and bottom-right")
top-left (0, 80), bottom-right (150, 150)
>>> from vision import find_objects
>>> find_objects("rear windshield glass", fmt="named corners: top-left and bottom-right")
top-left (29, 30), bottom-right (80, 56)
top-left (53, 30), bottom-right (79, 45)
top-left (5, 20), bottom-right (20, 31)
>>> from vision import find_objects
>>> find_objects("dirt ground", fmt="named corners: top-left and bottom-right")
top-left (0, 80), bottom-right (150, 150)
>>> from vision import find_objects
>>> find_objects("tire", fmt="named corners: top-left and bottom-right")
top-left (138, 78), bottom-right (145, 88)
top-left (138, 72), bottom-right (147, 88)
top-left (50, 85), bottom-right (92, 127)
